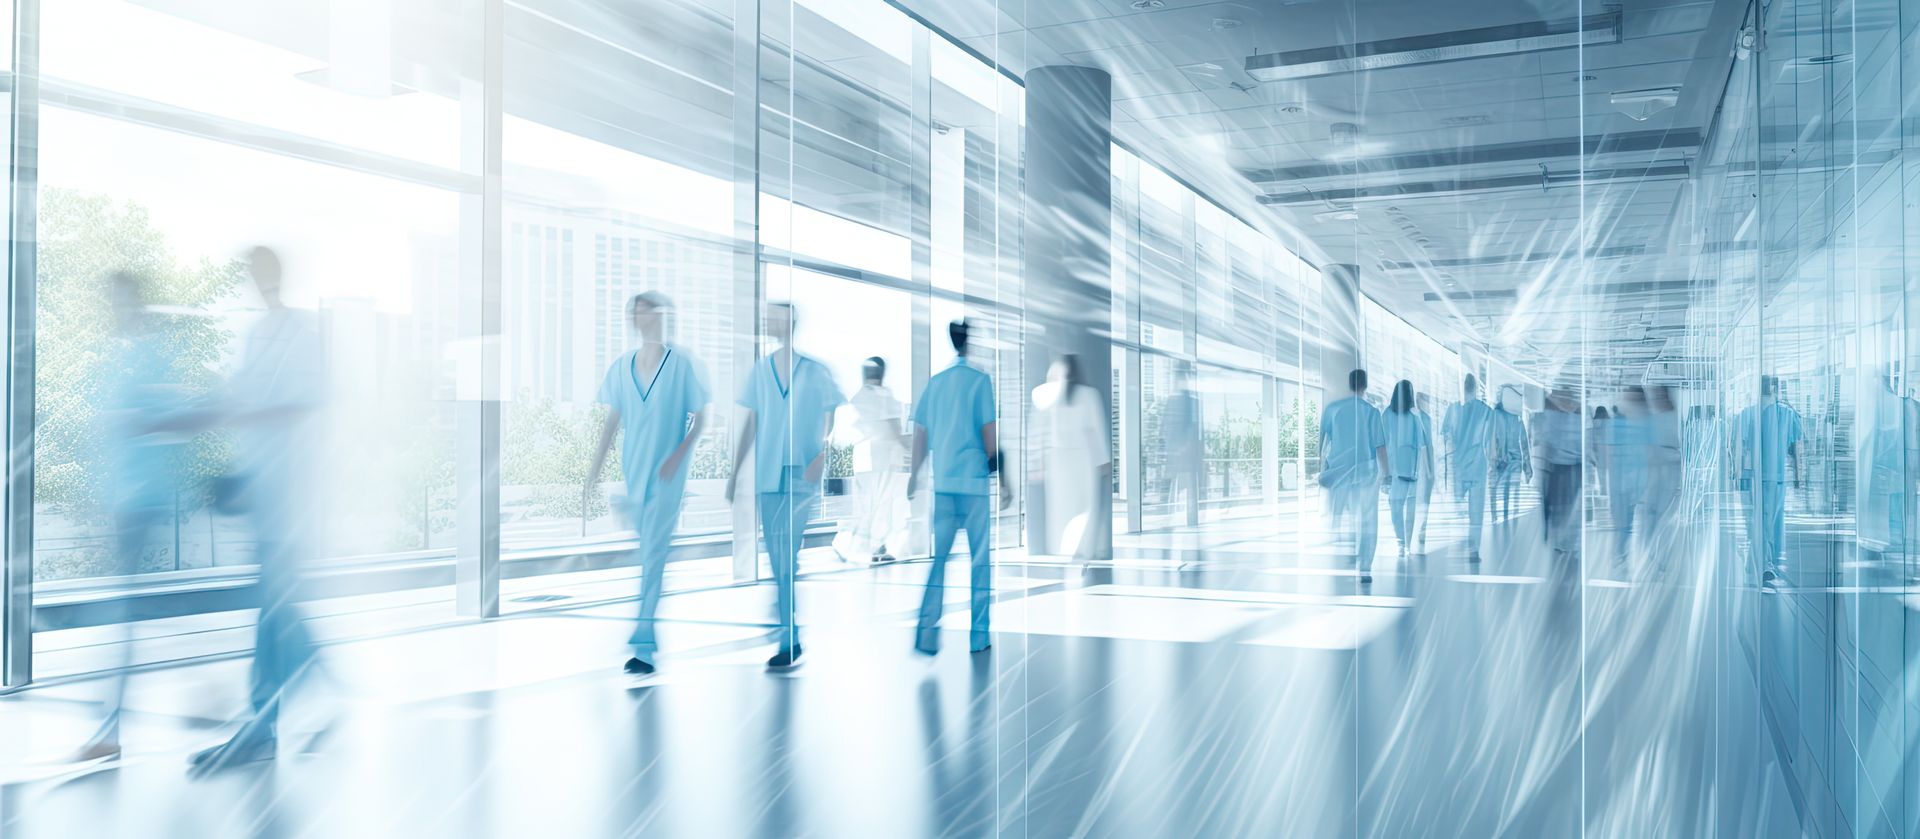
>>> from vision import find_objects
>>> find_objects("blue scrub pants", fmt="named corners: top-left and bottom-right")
top-left (1329, 479), bottom-right (1380, 573)
top-left (916, 493), bottom-right (991, 652)
top-left (246, 536), bottom-right (317, 740)
top-left (760, 467), bottom-right (818, 651)
top-left (1456, 472), bottom-right (1487, 554)
top-left (1749, 479), bottom-right (1785, 572)
top-left (628, 487), bottom-right (684, 661)
top-left (1388, 477), bottom-right (1418, 548)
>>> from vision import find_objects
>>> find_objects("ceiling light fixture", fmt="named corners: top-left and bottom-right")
top-left (1245, 10), bottom-right (1622, 81)
top-left (1212, 18), bottom-right (1243, 30)
top-left (1440, 114), bottom-right (1491, 126)
top-left (1130, 0), bottom-right (1164, 9)
top-left (1314, 209), bottom-right (1360, 222)
top-left (1610, 86), bottom-right (1679, 121)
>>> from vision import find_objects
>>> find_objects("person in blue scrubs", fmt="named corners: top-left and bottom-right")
top-left (908, 319), bottom-right (1009, 654)
top-left (1738, 375), bottom-right (1802, 584)
top-left (1442, 374), bottom-right (1495, 562)
top-left (586, 292), bottom-right (710, 677)
top-left (75, 271), bottom-right (190, 762)
top-left (1320, 369), bottom-right (1387, 585)
top-left (1383, 380), bottom-right (1433, 559)
top-left (1605, 388), bottom-right (1650, 568)
top-left (1491, 386), bottom-right (1531, 522)
top-left (728, 301), bottom-right (844, 670)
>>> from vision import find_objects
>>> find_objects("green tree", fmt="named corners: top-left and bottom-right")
top-left (35, 188), bottom-right (242, 578)
top-left (502, 395), bottom-right (613, 520)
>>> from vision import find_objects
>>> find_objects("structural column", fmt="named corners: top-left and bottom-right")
top-left (1320, 263), bottom-right (1362, 390)
top-left (2, 0), bottom-right (37, 686)
top-left (454, 0), bottom-right (503, 619)
top-left (1022, 65), bottom-right (1112, 555)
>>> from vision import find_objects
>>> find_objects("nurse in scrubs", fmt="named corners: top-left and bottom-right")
top-left (727, 301), bottom-right (844, 670)
top-left (586, 292), bottom-right (710, 677)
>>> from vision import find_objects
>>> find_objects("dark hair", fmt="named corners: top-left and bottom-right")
top-left (862, 356), bottom-right (886, 384)
top-left (1348, 369), bottom-right (1367, 392)
top-left (1593, 406), bottom-right (1610, 420)
top-left (1056, 354), bottom-right (1082, 405)
top-left (1389, 380), bottom-right (1414, 414)
top-left (1463, 373), bottom-right (1478, 394)
top-left (949, 319), bottom-right (969, 354)
top-left (1760, 375), bottom-right (1779, 396)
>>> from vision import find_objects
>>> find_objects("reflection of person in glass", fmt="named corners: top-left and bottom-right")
top-left (1736, 375), bottom-right (1802, 585)
top-left (189, 246), bottom-right (327, 774)
top-left (1860, 367), bottom-right (1917, 564)
top-left (1320, 369), bottom-right (1387, 585)
top-left (75, 271), bottom-right (191, 762)
top-left (1031, 354), bottom-right (1111, 559)
top-left (909, 319), bottom-right (1010, 654)
top-left (728, 301), bottom-right (844, 670)
top-left (1491, 385), bottom-right (1531, 522)
top-left (1534, 389), bottom-right (1584, 559)
top-left (1383, 380), bottom-right (1433, 560)
top-left (835, 357), bottom-right (908, 564)
top-left (586, 292), bottom-right (710, 678)
top-left (1639, 384), bottom-right (1683, 543)
top-left (1161, 363), bottom-right (1204, 526)
top-left (1442, 374), bottom-right (1495, 563)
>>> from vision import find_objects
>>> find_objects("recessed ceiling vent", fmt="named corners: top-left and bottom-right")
top-left (1245, 9), bottom-right (1622, 81)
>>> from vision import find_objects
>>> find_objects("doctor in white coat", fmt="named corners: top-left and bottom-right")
top-left (1030, 354), bottom-right (1111, 559)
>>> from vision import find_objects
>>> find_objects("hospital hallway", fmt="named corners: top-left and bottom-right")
top-left (0, 495), bottom-right (1807, 838)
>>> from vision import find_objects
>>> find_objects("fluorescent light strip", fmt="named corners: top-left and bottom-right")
top-left (1246, 12), bottom-right (1622, 82)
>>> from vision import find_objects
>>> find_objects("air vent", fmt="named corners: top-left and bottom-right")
top-left (1245, 10), bottom-right (1622, 81)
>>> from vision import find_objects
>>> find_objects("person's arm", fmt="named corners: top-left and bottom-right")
top-left (725, 411), bottom-right (755, 504)
top-left (585, 410), bottom-right (621, 496)
top-left (907, 425), bottom-right (928, 499)
top-left (660, 408), bottom-right (709, 480)
top-left (986, 419), bottom-right (1012, 509)
top-left (804, 409), bottom-right (836, 483)
top-left (1376, 444), bottom-right (1389, 480)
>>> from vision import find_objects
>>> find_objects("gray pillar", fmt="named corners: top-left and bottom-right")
top-left (1022, 65), bottom-right (1112, 555)
top-left (1321, 263), bottom-right (1361, 389)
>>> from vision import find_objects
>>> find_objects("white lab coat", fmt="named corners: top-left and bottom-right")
top-left (1032, 381), bottom-right (1110, 557)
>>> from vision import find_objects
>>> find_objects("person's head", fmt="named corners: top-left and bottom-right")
top-left (1049, 354), bottom-right (1082, 387)
top-left (109, 270), bottom-right (151, 332)
top-left (948, 318), bottom-right (970, 355)
top-left (862, 356), bottom-right (886, 385)
top-left (1463, 373), bottom-right (1478, 398)
top-left (766, 301), bottom-right (795, 344)
top-left (1619, 388), bottom-right (1647, 415)
top-left (1760, 375), bottom-right (1779, 399)
top-left (1592, 405), bottom-right (1610, 420)
top-left (1348, 368), bottom-right (1368, 394)
top-left (1389, 380), bottom-right (1414, 414)
top-left (248, 246), bottom-right (283, 308)
top-left (627, 291), bottom-right (672, 341)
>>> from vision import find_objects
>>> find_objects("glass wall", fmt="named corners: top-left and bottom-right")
top-left (6, 0), bottom-right (1428, 679)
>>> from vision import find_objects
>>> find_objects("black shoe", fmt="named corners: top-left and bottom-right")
top-left (1358, 573), bottom-right (1373, 586)
top-left (1761, 569), bottom-right (1780, 588)
top-left (623, 657), bottom-right (655, 676)
top-left (767, 646), bottom-right (803, 670)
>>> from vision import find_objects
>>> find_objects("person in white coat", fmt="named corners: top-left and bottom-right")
top-left (835, 357), bottom-right (909, 563)
top-left (1031, 354), bottom-right (1111, 559)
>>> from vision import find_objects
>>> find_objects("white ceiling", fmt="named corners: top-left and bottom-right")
top-left (903, 0), bottom-right (1752, 385)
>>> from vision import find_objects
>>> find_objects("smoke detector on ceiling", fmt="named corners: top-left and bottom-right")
top-left (1610, 87), bottom-right (1680, 121)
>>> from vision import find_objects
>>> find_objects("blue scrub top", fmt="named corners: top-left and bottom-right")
top-left (913, 358), bottom-right (997, 496)
top-left (107, 331), bottom-right (187, 514)
top-left (1321, 395), bottom-right (1385, 488)
top-left (597, 346), bottom-right (709, 502)
top-left (739, 351), bottom-right (846, 494)
top-left (1445, 399), bottom-right (1496, 470)
top-left (1382, 410), bottom-right (1428, 480)
top-left (1494, 408), bottom-right (1528, 471)
top-left (1739, 400), bottom-right (1803, 481)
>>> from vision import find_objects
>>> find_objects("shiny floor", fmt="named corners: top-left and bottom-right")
top-left (0, 500), bottom-right (1804, 838)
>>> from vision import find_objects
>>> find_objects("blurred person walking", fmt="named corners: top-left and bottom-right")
top-left (73, 271), bottom-right (192, 762)
top-left (1161, 364), bottom-right (1205, 527)
top-left (1442, 374), bottom-right (1495, 563)
top-left (188, 247), bottom-right (328, 775)
top-left (1320, 369), bottom-right (1387, 585)
top-left (834, 357), bottom-right (909, 564)
top-left (586, 292), bottom-right (710, 677)
top-left (1383, 380), bottom-right (1433, 559)
top-left (728, 301), bottom-right (844, 670)
top-left (1030, 354), bottom-right (1111, 560)
top-left (1605, 389), bottom-right (1650, 570)
top-left (1491, 386), bottom-right (1531, 522)
top-left (909, 320), bottom-right (1010, 654)
top-left (1639, 385), bottom-right (1683, 544)
top-left (1412, 394), bottom-right (1439, 554)
top-left (1535, 390), bottom-right (1584, 560)
top-left (1737, 375), bottom-right (1802, 585)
